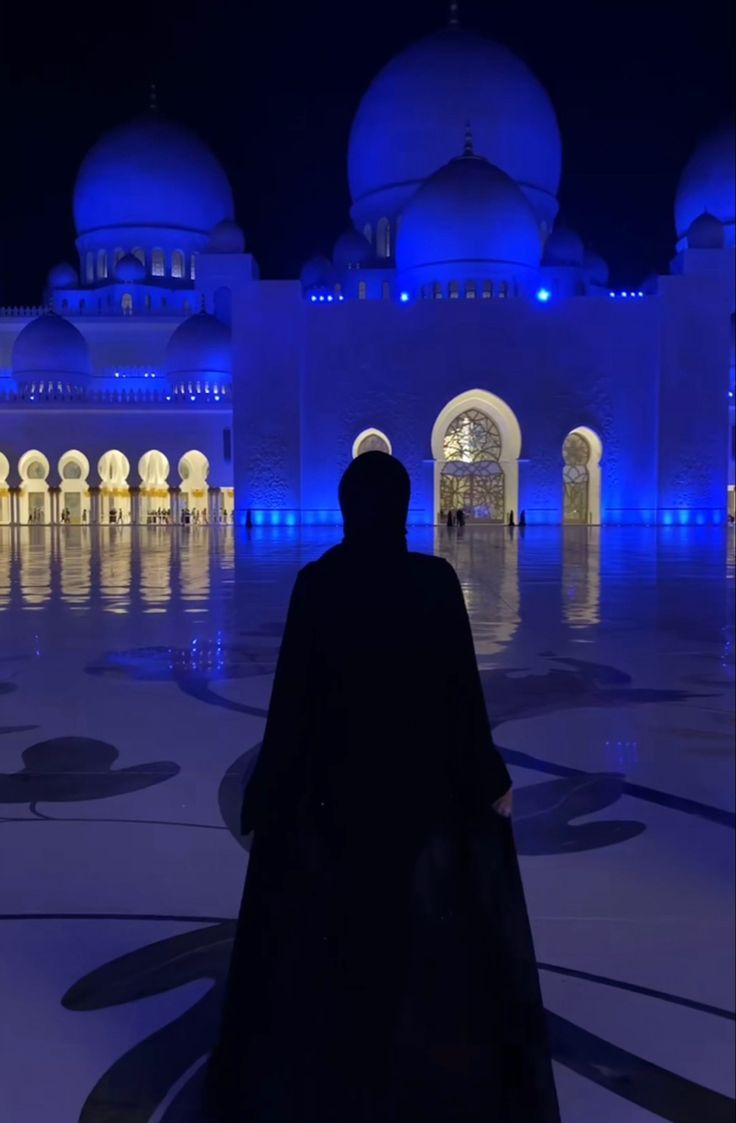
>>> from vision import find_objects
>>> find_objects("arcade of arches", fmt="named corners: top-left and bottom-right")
top-left (0, 448), bottom-right (234, 525)
top-left (0, 402), bottom-right (603, 525)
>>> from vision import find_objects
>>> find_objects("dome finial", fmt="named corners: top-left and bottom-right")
top-left (149, 82), bottom-right (158, 111)
top-left (448, 1), bottom-right (460, 26)
top-left (463, 120), bottom-right (474, 157)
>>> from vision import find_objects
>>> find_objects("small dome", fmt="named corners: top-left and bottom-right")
top-left (300, 255), bottom-right (337, 290)
top-left (13, 313), bottom-right (91, 381)
top-left (396, 146), bottom-right (541, 285)
top-left (47, 262), bottom-right (79, 289)
top-left (114, 253), bottom-right (146, 282)
top-left (675, 121), bottom-right (735, 245)
top-left (687, 211), bottom-right (725, 250)
top-left (74, 112), bottom-right (234, 240)
top-left (583, 249), bottom-right (609, 286)
top-left (543, 224), bottom-right (584, 267)
top-left (165, 310), bottom-right (231, 379)
top-left (349, 26), bottom-right (561, 230)
top-left (207, 219), bottom-right (246, 254)
top-left (333, 228), bottom-right (372, 270)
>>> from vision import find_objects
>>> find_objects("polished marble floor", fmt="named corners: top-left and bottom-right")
top-left (0, 524), bottom-right (734, 1122)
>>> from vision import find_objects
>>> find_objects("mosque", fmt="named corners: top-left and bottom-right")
top-left (0, 17), bottom-right (734, 527)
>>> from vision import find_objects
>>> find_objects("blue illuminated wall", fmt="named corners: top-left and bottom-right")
top-left (231, 286), bottom-right (674, 524)
top-left (657, 263), bottom-right (733, 525)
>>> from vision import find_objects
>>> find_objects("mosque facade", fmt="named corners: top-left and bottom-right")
top-left (0, 20), bottom-right (734, 527)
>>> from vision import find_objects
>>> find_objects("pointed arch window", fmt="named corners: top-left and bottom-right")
top-left (122, 293), bottom-right (133, 315)
top-left (152, 249), bottom-right (165, 277)
top-left (132, 247), bottom-right (145, 266)
top-left (96, 250), bottom-right (108, 279)
top-left (190, 254), bottom-right (197, 280)
top-left (85, 252), bottom-right (94, 283)
top-left (171, 250), bottom-right (185, 279)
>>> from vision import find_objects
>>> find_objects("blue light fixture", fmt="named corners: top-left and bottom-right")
top-left (535, 288), bottom-right (551, 303)
top-left (400, 291), bottom-right (410, 303)
top-left (609, 291), bottom-right (615, 298)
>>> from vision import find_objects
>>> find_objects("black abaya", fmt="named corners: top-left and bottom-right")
top-left (208, 542), bottom-right (560, 1122)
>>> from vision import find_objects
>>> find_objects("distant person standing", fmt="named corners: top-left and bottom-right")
top-left (507, 510), bottom-right (515, 528)
top-left (519, 510), bottom-right (526, 528)
top-left (456, 508), bottom-right (465, 529)
top-left (446, 509), bottom-right (455, 528)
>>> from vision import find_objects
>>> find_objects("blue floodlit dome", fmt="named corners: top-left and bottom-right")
top-left (396, 145), bottom-right (542, 287)
top-left (675, 121), bottom-right (735, 246)
top-left (165, 310), bottom-right (231, 379)
top-left (114, 253), bottom-right (147, 282)
top-left (12, 312), bottom-right (91, 380)
top-left (73, 112), bottom-right (234, 240)
top-left (348, 25), bottom-right (561, 231)
top-left (207, 219), bottom-right (246, 254)
top-left (300, 255), bottom-right (337, 290)
top-left (687, 211), bottom-right (725, 250)
top-left (583, 249), bottom-right (609, 287)
top-left (543, 224), bottom-right (584, 267)
top-left (46, 262), bottom-right (79, 289)
top-left (332, 228), bottom-right (373, 270)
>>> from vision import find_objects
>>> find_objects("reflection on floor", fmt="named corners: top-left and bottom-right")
top-left (0, 524), bottom-right (734, 1122)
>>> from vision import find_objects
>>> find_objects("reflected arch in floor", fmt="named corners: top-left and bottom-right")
top-left (431, 390), bottom-right (521, 522)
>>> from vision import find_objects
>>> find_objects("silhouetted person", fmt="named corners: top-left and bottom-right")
top-left (207, 452), bottom-right (559, 1123)
top-left (508, 509), bottom-right (515, 527)
top-left (446, 508), bottom-right (455, 528)
top-left (456, 507), bottom-right (465, 528)
top-left (245, 508), bottom-right (253, 529)
top-left (519, 510), bottom-right (526, 528)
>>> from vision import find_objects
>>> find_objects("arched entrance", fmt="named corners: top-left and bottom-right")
top-left (178, 450), bottom-right (210, 523)
top-left (18, 450), bottom-right (50, 524)
top-left (58, 450), bottom-right (90, 524)
top-left (563, 427), bottom-right (602, 525)
top-left (98, 450), bottom-right (131, 525)
top-left (432, 391), bottom-right (521, 523)
top-left (138, 450), bottom-right (170, 524)
top-left (0, 452), bottom-right (9, 525)
top-left (352, 428), bottom-right (392, 457)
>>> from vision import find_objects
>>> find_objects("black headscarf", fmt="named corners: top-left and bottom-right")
top-left (338, 451), bottom-right (410, 552)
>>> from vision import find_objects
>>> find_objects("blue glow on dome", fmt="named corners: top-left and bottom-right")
top-left (396, 152), bottom-right (541, 288)
top-left (12, 313), bottom-right (91, 380)
top-left (165, 311), bottom-right (231, 379)
top-left (675, 121), bottom-right (735, 244)
top-left (74, 113), bottom-right (234, 240)
top-left (348, 27), bottom-right (561, 229)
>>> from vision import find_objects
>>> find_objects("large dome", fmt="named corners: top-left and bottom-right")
top-left (675, 121), bottom-right (735, 247)
top-left (348, 25), bottom-right (561, 231)
top-left (13, 313), bottom-right (91, 382)
top-left (74, 112), bottom-right (234, 239)
top-left (396, 144), bottom-right (542, 293)
top-left (165, 311), bottom-right (231, 380)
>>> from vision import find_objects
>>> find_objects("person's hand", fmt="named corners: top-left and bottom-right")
top-left (492, 787), bottom-right (513, 818)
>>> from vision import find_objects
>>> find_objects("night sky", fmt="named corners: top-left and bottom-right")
top-left (1, 0), bottom-right (733, 303)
